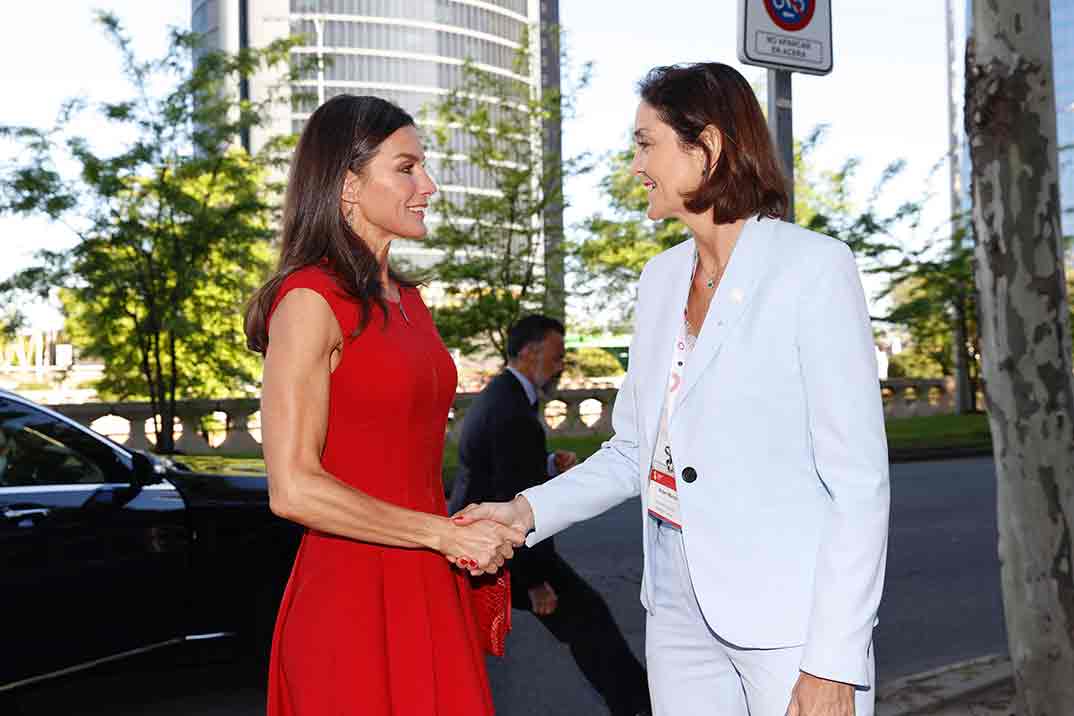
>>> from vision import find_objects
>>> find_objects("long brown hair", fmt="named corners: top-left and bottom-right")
top-left (244, 94), bottom-right (419, 354)
top-left (638, 63), bottom-right (789, 223)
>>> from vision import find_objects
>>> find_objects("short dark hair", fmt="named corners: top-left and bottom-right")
top-left (638, 63), bottom-right (789, 223)
top-left (507, 315), bottom-right (565, 359)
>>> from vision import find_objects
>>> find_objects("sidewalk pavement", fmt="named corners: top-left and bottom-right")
top-left (877, 654), bottom-right (1015, 715)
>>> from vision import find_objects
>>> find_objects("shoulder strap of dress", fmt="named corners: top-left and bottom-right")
top-left (268, 266), bottom-right (359, 338)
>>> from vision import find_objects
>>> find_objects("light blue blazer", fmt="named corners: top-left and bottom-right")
top-left (522, 216), bottom-right (890, 688)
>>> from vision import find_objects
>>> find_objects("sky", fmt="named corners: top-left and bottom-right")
top-left (560, 1), bottom-right (950, 228)
top-left (1, 1), bottom-right (952, 330)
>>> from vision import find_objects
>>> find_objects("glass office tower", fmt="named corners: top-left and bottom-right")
top-left (191, 0), bottom-right (561, 280)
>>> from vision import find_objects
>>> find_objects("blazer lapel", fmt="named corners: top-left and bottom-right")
top-left (674, 217), bottom-right (774, 417)
top-left (635, 240), bottom-right (695, 449)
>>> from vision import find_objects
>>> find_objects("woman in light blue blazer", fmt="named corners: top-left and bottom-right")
top-left (455, 63), bottom-right (889, 716)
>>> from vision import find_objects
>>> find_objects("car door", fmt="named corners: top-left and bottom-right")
top-left (0, 397), bottom-right (189, 690)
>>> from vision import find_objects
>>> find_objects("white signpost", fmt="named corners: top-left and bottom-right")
top-left (737, 0), bottom-right (833, 221)
top-left (738, 0), bottom-right (833, 75)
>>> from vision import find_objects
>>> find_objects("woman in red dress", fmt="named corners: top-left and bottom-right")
top-left (244, 95), bottom-right (523, 716)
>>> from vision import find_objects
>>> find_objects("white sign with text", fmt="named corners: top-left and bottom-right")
top-left (737, 0), bottom-right (833, 75)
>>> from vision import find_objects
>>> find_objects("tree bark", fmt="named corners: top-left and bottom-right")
top-left (966, 2), bottom-right (1074, 713)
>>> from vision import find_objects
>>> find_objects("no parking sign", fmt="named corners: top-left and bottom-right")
top-left (738, 0), bottom-right (833, 75)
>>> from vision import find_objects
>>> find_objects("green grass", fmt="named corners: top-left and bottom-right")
top-left (547, 434), bottom-right (612, 460)
top-left (884, 413), bottom-right (992, 451)
top-left (172, 414), bottom-right (992, 480)
top-left (174, 455), bottom-right (270, 475)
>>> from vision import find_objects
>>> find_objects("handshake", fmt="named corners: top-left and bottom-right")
top-left (441, 495), bottom-right (537, 577)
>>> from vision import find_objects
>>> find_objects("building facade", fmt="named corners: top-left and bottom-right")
top-left (190, 0), bottom-right (563, 293)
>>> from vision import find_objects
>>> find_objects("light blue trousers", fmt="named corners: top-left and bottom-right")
top-left (645, 519), bottom-right (875, 716)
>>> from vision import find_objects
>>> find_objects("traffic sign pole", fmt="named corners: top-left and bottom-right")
top-left (767, 68), bottom-right (794, 222)
top-left (739, 0), bottom-right (832, 224)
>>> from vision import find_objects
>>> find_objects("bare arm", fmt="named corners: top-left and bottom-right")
top-left (261, 289), bottom-right (522, 569)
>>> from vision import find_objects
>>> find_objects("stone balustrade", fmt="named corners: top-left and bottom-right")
top-left (449, 388), bottom-right (615, 443)
top-left (881, 377), bottom-right (970, 418)
top-left (49, 398), bottom-right (263, 456)
top-left (46, 377), bottom-right (967, 457)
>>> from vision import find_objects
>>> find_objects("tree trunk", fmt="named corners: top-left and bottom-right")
top-left (953, 295), bottom-right (974, 413)
top-left (149, 330), bottom-right (175, 454)
top-left (166, 330), bottom-right (179, 454)
top-left (966, 2), bottom-right (1074, 714)
top-left (156, 402), bottom-right (176, 454)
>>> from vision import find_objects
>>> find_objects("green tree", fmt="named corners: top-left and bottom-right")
top-left (420, 32), bottom-right (590, 359)
top-left (0, 13), bottom-right (300, 452)
top-left (872, 220), bottom-right (979, 402)
top-left (571, 122), bottom-right (993, 405)
top-left (573, 125), bottom-right (919, 315)
top-left (571, 145), bottom-right (689, 309)
top-left (564, 347), bottom-right (624, 379)
top-left (792, 146), bottom-right (984, 406)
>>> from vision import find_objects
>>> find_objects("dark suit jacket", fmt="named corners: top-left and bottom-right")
top-left (448, 370), bottom-right (557, 590)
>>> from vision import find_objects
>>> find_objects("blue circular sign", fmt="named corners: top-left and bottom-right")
top-left (764, 0), bottom-right (815, 32)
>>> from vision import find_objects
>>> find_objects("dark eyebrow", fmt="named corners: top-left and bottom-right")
top-left (395, 152), bottom-right (424, 162)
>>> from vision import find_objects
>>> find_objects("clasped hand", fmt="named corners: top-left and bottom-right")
top-left (441, 513), bottom-right (525, 576)
top-left (446, 496), bottom-right (536, 576)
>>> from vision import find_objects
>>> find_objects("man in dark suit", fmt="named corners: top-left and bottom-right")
top-left (449, 315), bottom-right (651, 716)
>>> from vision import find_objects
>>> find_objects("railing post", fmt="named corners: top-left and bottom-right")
top-left (218, 400), bottom-right (262, 456)
top-left (174, 401), bottom-right (214, 455)
top-left (560, 396), bottom-right (585, 436)
top-left (592, 394), bottom-right (613, 434)
top-left (116, 405), bottom-right (154, 452)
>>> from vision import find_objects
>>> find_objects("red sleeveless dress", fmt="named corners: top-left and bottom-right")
top-left (265, 266), bottom-right (493, 716)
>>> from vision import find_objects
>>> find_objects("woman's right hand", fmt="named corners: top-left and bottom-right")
top-left (440, 519), bottom-right (525, 575)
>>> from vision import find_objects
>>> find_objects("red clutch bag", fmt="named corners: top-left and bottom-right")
top-left (470, 568), bottom-right (512, 657)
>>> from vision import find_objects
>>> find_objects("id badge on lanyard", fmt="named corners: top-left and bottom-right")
top-left (647, 408), bottom-right (682, 528)
top-left (647, 321), bottom-right (691, 529)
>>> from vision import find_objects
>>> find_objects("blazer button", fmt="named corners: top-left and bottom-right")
top-left (682, 467), bottom-right (697, 483)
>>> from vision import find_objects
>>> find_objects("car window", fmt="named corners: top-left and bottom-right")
top-left (0, 399), bottom-right (121, 487)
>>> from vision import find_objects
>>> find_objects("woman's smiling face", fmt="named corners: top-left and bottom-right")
top-left (347, 124), bottom-right (437, 243)
top-left (629, 101), bottom-right (707, 221)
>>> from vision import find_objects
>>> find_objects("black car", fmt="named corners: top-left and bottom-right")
top-left (0, 389), bottom-right (300, 697)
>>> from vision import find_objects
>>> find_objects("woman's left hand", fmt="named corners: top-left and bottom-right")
top-left (785, 672), bottom-right (854, 716)
top-left (441, 518), bottom-right (524, 576)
